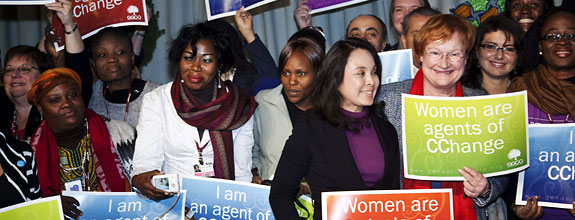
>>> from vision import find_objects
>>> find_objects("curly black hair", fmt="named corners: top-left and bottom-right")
top-left (168, 22), bottom-right (233, 74)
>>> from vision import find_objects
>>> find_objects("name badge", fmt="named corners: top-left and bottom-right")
top-left (65, 179), bottom-right (83, 192)
top-left (194, 162), bottom-right (215, 177)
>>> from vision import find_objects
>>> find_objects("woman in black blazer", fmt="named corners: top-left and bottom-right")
top-left (269, 38), bottom-right (400, 220)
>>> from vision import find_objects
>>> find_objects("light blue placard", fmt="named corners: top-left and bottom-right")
top-left (517, 124), bottom-right (575, 209)
top-left (378, 49), bottom-right (414, 85)
top-left (181, 176), bottom-right (275, 220)
top-left (62, 191), bottom-right (186, 220)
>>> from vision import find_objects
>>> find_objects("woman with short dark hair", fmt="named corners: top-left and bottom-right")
top-left (1, 46), bottom-right (52, 141)
top-left (461, 15), bottom-right (524, 94)
top-left (252, 32), bottom-right (324, 184)
top-left (270, 38), bottom-right (400, 219)
top-left (87, 27), bottom-right (160, 128)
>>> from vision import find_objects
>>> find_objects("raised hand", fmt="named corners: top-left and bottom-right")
top-left (294, 0), bottom-right (311, 30)
top-left (235, 7), bottom-right (256, 43)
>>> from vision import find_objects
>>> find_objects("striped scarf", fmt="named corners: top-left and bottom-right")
top-left (170, 74), bottom-right (256, 180)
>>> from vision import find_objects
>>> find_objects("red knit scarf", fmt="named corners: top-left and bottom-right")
top-left (30, 109), bottom-right (126, 196)
top-left (170, 74), bottom-right (257, 180)
top-left (405, 70), bottom-right (477, 219)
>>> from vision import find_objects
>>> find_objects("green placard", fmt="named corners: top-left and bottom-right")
top-left (402, 91), bottom-right (529, 180)
top-left (0, 196), bottom-right (63, 220)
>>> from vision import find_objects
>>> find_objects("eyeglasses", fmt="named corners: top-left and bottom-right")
top-left (424, 49), bottom-right (465, 62)
top-left (540, 33), bottom-right (575, 43)
top-left (3, 65), bottom-right (39, 76)
top-left (479, 44), bottom-right (516, 54)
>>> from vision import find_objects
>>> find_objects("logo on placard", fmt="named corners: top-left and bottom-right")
top-left (507, 149), bottom-right (523, 167)
top-left (70, 185), bottom-right (80, 191)
top-left (127, 5), bottom-right (142, 20)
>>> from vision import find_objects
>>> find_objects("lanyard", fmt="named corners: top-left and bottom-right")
top-left (195, 140), bottom-right (209, 165)
top-left (59, 120), bottom-right (92, 191)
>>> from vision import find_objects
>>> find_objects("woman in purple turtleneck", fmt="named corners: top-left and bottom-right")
top-left (269, 38), bottom-right (400, 220)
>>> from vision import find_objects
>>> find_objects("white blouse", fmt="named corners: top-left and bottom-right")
top-left (131, 82), bottom-right (253, 182)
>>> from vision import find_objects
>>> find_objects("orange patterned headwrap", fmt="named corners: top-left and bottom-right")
top-left (27, 67), bottom-right (82, 106)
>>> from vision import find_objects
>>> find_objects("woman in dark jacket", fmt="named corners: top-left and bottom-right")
top-left (269, 38), bottom-right (400, 220)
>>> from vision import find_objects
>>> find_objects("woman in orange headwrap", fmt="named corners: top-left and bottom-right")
top-left (28, 67), bottom-right (135, 219)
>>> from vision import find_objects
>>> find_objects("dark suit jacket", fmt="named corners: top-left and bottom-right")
top-left (269, 113), bottom-right (400, 220)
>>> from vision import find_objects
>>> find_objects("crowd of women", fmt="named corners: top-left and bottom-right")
top-left (0, 0), bottom-right (574, 219)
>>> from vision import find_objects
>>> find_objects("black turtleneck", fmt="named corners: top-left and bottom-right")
top-left (188, 80), bottom-right (217, 139)
top-left (103, 79), bottom-right (147, 103)
top-left (281, 90), bottom-right (308, 125)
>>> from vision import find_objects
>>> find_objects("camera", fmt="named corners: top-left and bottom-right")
top-left (151, 174), bottom-right (179, 192)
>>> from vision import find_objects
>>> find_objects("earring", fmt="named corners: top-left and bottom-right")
top-left (217, 71), bottom-right (222, 89)
top-left (181, 79), bottom-right (184, 83)
top-left (539, 51), bottom-right (543, 55)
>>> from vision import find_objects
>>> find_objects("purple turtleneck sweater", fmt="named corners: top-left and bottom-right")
top-left (342, 108), bottom-right (385, 187)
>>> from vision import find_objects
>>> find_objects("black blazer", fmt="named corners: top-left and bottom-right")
top-left (269, 113), bottom-right (400, 220)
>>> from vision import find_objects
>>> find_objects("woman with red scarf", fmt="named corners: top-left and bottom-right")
top-left (28, 67), bottom-right (134, 219)
top-left (131, 22), bottom-right (257, 201)
top-left (376, 14), bottom-right (509, 219)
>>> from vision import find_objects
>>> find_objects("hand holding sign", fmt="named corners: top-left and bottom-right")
top-left (61, 195), bottom-right (82, 219)
top-left (514, 196), bottom-right (544, 220)
top-left (459, 167), bottom-right (489, 198)
top-left (50, 0), bottom-right (148, 51)
top-left (45, 0), bottom-right (74, 31)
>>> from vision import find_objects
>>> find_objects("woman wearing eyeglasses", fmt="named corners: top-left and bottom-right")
top-left (509, 7), bottom-right (575, 220)
top-left (1, 46), bottom-right (52, 141)
top-left (0, 0), bottom-right (87, 141)
top-left (461, 15), bottom-right (524, 95)
top-left (376, 14), bottom-right (509, 219)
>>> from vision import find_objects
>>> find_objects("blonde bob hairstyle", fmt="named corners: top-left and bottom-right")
top-left (412, 14), bottom-right (476, 57)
